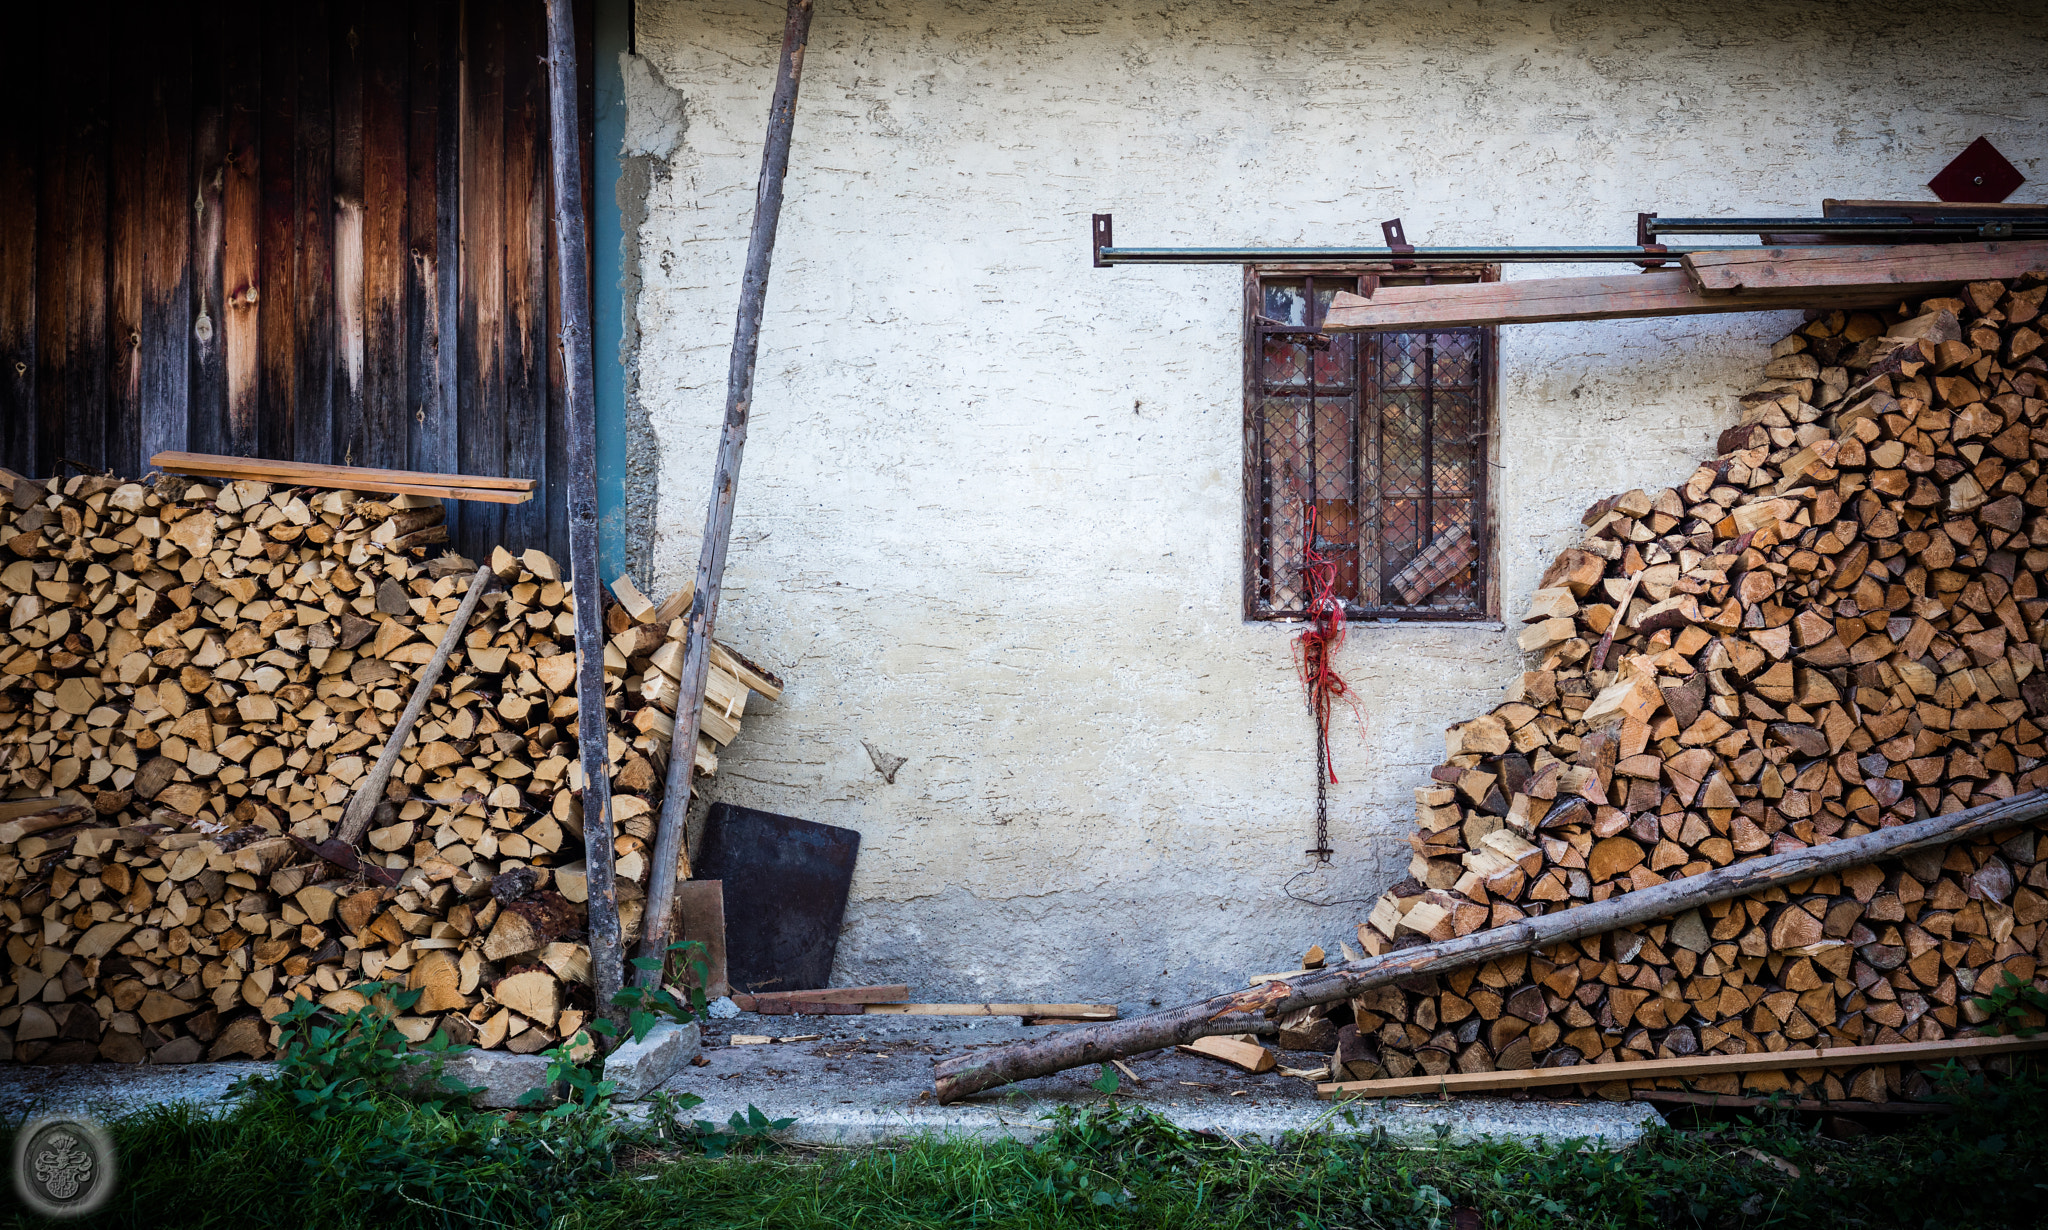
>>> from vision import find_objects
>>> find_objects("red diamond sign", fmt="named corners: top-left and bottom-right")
top-left (1928, 136), bottom-right (2026, 203)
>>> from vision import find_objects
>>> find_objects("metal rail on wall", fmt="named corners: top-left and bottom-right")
top-left (1089, 208), bottom-right (2048, 269)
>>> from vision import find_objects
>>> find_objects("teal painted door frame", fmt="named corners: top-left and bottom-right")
top-left (592, 0), bottom-right (630, 583)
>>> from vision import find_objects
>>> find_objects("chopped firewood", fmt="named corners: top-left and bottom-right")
top-left (0, 472), bottom-right (781, 1065)
top-left (1177, 1034), bottom-right (1277, 1073)
top-left (1325, 274), bottom-right (2048, 1100)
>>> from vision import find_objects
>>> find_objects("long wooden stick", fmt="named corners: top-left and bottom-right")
top-left (932, 789), bottom-right (2048, 1103)
top-left (335, 564), bottom-right (494, 846)
top-left (638, 0), bottom-right (814, 982)
top-left (544, 0), bottom-right (626, 1029)
top-left (1319, 1033), bottom-right (2048, 1100)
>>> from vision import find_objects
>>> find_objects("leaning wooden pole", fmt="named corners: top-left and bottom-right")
top-left (933, 789), bottom-right (2048, 1103)
top-left (543, 0), bottom-right (625, 1027)
top-left (637, 0), bottom-right (815, 981)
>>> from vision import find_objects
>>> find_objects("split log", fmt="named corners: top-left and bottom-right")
top-left (931, 790), bottom-right (2048, 1102)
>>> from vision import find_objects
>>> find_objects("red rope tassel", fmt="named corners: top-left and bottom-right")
top-left (1293, 505), bottom-right (1365, 861)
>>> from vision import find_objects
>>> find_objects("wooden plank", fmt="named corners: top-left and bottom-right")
top-left (867, 1004), bottom-right (1118, 1019)
top-left (220, 0), bottom-right (263, 457)
top-left (149, 450), bottom-right (535, 502)
top-left (1319, 1033), bottom-right (2048, 1100)
top-left (933, 788), bottom-right (2048, 1103)
top-left (186, 0), bottom-right (229, 458)
top-left (292, 0), bottom-right (335, 464)
top-left (257, 2), bottom-right (298, 459)
top-left (1319, 272), bottom-right (1907, 333)
top-left (731, 985), bottom-right (910, 1011)
top-left (1685, 240), bottom-right (2048, 294)
top-left (406, 0), bottom-right (460, 484)
top-left (501, 0), bottom-right (548, 551)
top-left (32, 8), bottom-right (72, 475)
top-left (330, 0), bottom-right (367, 468)
top-left (107, 14), bottom-right (147, 478)
top-left (457, 0), bottom-right (508, 556)
top-left (543, 0), bottom-right (624, 1037)
top-left (62, 6), bottom-right (113, 474)
top-left (0, 10), bottom-right (39, 474)
top-left (140, 0), bottom-right (194, 468)
top-left (360, 0), bottom-right (409, 471)
top-left (676, 879), bottom-right (730, 998)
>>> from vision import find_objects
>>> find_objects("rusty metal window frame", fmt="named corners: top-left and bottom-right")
top-left (1242, 264), bottom-right (1500, 623)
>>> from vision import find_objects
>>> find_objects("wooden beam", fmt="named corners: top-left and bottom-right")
top-left (150, 450), bottom-right (536, 503)
top-left (931, 788), bottom-right (2048, 1103)
top-left (1684, 240), bottom-right (2048, 294)
top-left (638, 0), bottom-right (814, 982)
top-left (542, 0), bottom-right (625, 1034)
top-left (1319, 272), bottom-right (1902, 333)
top-left (1319, 1034), bottom-right (2048, 1100)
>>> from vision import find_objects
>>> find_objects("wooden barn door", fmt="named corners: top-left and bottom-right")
top-left (0, 0), bottom-right (594, 563)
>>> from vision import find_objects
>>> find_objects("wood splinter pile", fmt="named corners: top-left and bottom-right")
top-left (0, 472), bottom-right (780, 1065)
top-left (1286, 273), bottom-right (2048, 1101)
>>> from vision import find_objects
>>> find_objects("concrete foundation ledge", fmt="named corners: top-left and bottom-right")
top-left (642, 1095), bottom-right (1662, 1150)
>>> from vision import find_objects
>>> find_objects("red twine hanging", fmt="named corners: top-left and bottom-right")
top-left (1291, 504), bottom-right (1365, 785)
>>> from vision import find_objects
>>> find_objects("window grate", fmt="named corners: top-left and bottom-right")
top-left (1244, 270), bottom-right (1494, 621)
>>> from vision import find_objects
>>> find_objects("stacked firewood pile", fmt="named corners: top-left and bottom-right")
top-left (1309, 273), bottom-right (2048, 1099)
top-left (0, 474), bottom-right (778, 1064)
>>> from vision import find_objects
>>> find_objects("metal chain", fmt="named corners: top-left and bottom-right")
top-left (1310, 702), bottom-right (1333, 863)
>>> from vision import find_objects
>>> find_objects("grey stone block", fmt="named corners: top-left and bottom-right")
top-left (604, 1022), bottom-right (701, 1102)
top-left (405, 1048), bottom-right (556, 1109)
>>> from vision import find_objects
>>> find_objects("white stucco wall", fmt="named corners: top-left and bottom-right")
top-left (620, 0), bottom-right (2048, 1006)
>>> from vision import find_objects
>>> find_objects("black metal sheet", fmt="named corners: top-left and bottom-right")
top-left (694, 803), bottom-right (859, 995)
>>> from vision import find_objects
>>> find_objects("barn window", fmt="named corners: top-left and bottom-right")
top-left (1243, 267), bottom-right (1498, 621)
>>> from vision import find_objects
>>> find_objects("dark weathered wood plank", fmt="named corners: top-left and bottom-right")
top-left (458, 0), bottom-right (509, 555)
top-left (360, 0), bottom-right (409, 471)
top-left (107, 14), bottom-right (148, 479)
top-left (331, 0), bottom-right (368, 468)
top-left (292, 0), bottom-right (335, 465)
top-left (501, 0), bottom-right (549, 551)
top-left (32, 7), bottom-right (72, 475)
top-left (406, 0), bottom-right (459, 482)
top-left (140, 0), bottom-right (195, 468)
top-left (186, 0), bottom-right (229, 459)
top-left (64, 6), bottom-right (113, 474)
top-left (258, 3), bottom-right (298, 459)
top-left (549, 0), bottom-right (595, 562)
top-left (221, 0), bottom-right (264, 457)
top-left (0, 13), bottom-right (40, 474)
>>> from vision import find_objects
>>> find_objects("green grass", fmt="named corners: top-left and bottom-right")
top-left (10, 1063), bottom-right (2048, 1229)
